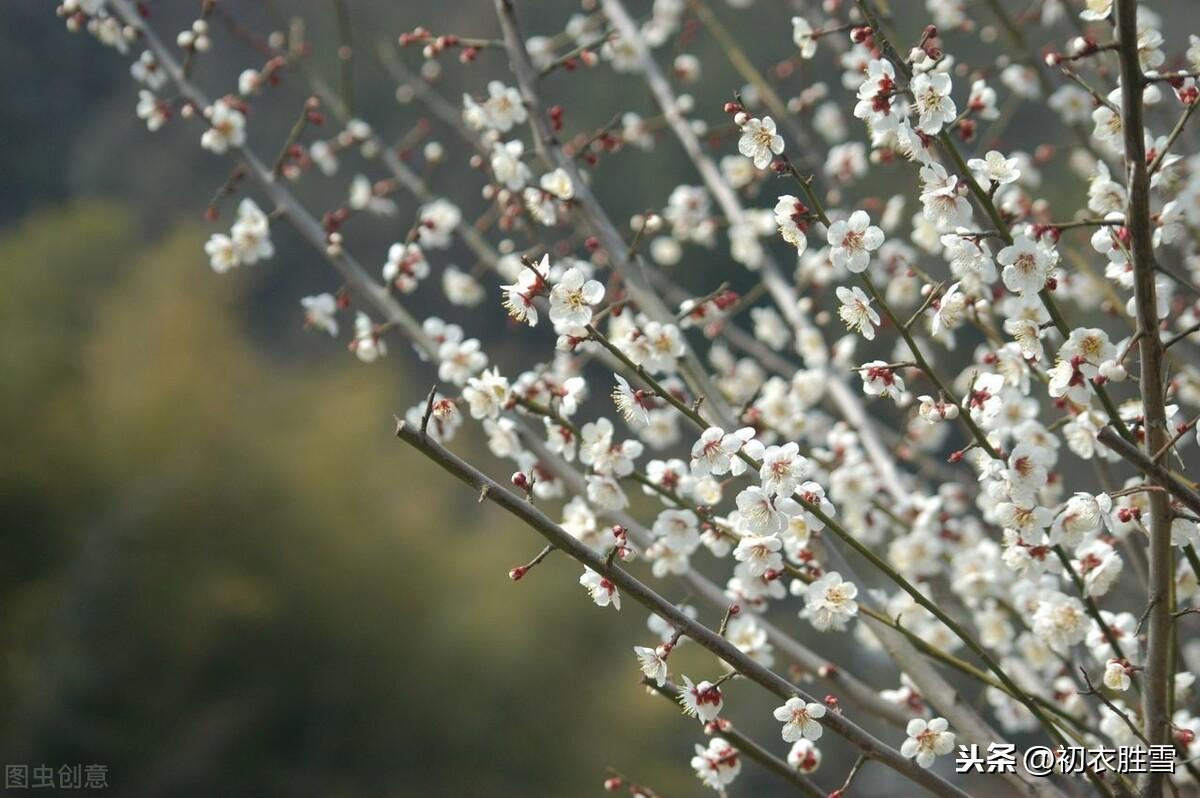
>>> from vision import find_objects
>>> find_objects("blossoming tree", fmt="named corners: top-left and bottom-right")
top-left (52, 0), bottom-right (1200, 794)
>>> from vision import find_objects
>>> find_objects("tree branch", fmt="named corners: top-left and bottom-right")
top-left (1114, 3), bottom-right (1174, 793)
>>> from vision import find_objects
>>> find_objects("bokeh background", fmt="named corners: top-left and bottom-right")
top-left (3, 1), bottom-right (1198, 796)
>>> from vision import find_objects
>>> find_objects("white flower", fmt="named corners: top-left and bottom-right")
top-left (860, 361), bottom-right (906, 400)
top-left (836, 285), bottom-right (880, 340)
top-left (759, 442), bottom-right (809, 497)
top-left (539, 168), bottom-right (574, 200)
top-left (416, 199), bottom-right (461, 249)
top-left (827, 210), bottom-right (884, 273)
top-left (586, 474), bottom-right (628, 510)
top-left (237, 69), bottom-right (262, 97)
top-left (200, 100), bottom-right (246, 154)
top-left (579, 567), bottom-right (620, 610)
top-left (204, 233), bottom-right (238, 273)
top-left (773, 697), bottom-right (826, 742)
top-left (736, 486), bottom-right (799, 536)
top-left (737, 115), bottom-right (784, 170)
top-left (968, 150), bottom-right (1020, 186)
top-left (690, 426), bottom-right (755, 478)
top-left (349, 175), bottom-right (397, 216)
top-left (792, 17), bottom-right (818, 59)
top-left (443, 267), bottom-right (484, 307)
top-left (612, 374), bottom-right (652, 428)
top-left (1032, 592), bottom-right (1088, 652)
top-left (917, 395), bottom-right (959, 423)
top-left (967, 79), bottom-right (999, 119)
top-left (301, 293), bottom-right (339, 336)
top-left (437, 337), bottom-right (487, 386)
top-left (230, 198), bottom-right (273, 264)
top-left (383, 242), bottom-right (429, 294)
top-left (911, 72), bottom-right (956, 134)
top-left (679, 675), bottom-right (723, 722)
top-left (1074, 539), bottom-right (1123, 597)
top-left (918, 163), bottom-right (972, 228)
top-left (130, 50), bottom-right (167, 90)
top-left (901, 717), bottom-right (955, 768)
top-left (854, 59), bottom-right (901, 131)
top-left (135, 90), bottom-right (168, 131)
top-left (733, 532), bottom-right (785, 576)
top-left (998, 235), bottom-right (1051, 296)
top-left (691, 737), bottom-right (740, 789)
top-left (652, 509), bottom-right (700, 550)
top-left (633, 645), bottom-right (669, 686)
top-left (462, 368), bottom-right (510, 420)
top-left (482, 80), bottom-right (526, 132)
top-left (788, 739), bottom-right (822, 774)
top-left (500, 257), bottom-right (545, 327)
top-left (548, 266), bottom-right (604, 328)
top-left (1104, 658), bottom-right (1131, 692)
top-left (774, 195), bottom-right (810, 254)
top-left (349, 312), bottom-right (386, 363)
top-left (1081, 0), bottom-right (1112, 20)
top-left (1052, 492), bottom-right (1112, 547)
top-left (490, 139), bottom-right (530, 191)
top-left (803, 571), bottom-right (858, 631)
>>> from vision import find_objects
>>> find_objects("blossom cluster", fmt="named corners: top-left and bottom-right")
top-left (54, 0), bottom-right (1200, 794)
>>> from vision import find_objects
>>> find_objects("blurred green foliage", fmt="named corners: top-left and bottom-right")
top-left (0, 206), bottom-right (711, 796)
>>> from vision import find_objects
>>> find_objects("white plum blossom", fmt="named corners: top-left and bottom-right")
top-left (230, 199), bottom-right (273, 264)
top-left (803, 571), bottom-right (858, 631)
top-left (204, 233), bottom-right (237, 273)
top-left (774, 195), bottom-right (810, 254)
top-left (860, 361), bottom-right (906, 401)
top-left (462, 368), bottom-right (510, 420)
top-left (200, 99), bottom-right (246, 154)
top-left (690, 427), bottom-right (756, 478)
top-left (679, 675), bottom-right (723, 722)
top-left (490, 139), bottom-right (530, 190)
top-left (827, 210), bottom-right (884, 273)
top-left (579, 567), bottom-right (620, 610)
top-left (901, 717), bottom-right (955, 768)
top-left (910, 72), bottom-right (956, 134)
top-left (998, 235), bottom-right (1052, 296)
top-left (759, 442), bottom-right (809, 496)
top-left (836, 285), bottom-right (880, 340)
top-left (135, 90), bottom-right (168, 131)
top-left (968, 150), bottom-right (1021, 186)
top-left (1103, 658), bottom-right (1131, 692)
top-left (788, 739), bottom-right (822, 774)
top-left (737, 115), bottom-right (784, 169)
top-left (548, 266), bottom-right (604, 328)
top-left (633, 645), bottom-right (669, 686)
top-left (733, 532), bottom-right (784, 576)
top-left (481, 80), bottom-right (527, 132)
top-left (691, 737), bottom-right (740, 790)
top-left (611, 374), bottom-right (652, 428)
top-left (301, 293), bottom-right (339, 336)
top-left (773, 697), bottom-right (826, 742)
top-left (539, 168), bottom-right (574, 201)
top-left (791, 17), bottom-right (818, 59)
top-left (348, 312), bottom-right (386, 363)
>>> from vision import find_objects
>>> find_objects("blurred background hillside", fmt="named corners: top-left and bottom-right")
top-left (3, 1), bottom-right (1198, 796)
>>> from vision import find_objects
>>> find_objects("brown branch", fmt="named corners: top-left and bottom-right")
top-left (1097, 428), bottom-right (1200, 518)
top-left (1115, 2), bottom-right (1175, 789)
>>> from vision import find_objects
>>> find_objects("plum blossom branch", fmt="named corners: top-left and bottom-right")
top-left (393, 418), bottom-right (971, 798)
